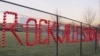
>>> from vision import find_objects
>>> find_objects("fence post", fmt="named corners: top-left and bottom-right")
top-left (56, 15), bottom-right (59, 56)
top-left (80, 22), bottom-right (82, 56)
top-left (95, 28), bottom-right (97, 53)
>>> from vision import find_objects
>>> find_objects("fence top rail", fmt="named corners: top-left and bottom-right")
top-left (0, 0), bottom-right (99, 29)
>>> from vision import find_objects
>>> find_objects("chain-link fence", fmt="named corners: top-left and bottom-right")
top-left (0, 0), bottom-right (100, 56)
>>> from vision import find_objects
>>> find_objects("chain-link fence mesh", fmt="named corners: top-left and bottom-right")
top-left (0, 1), bottom-right (100, 56)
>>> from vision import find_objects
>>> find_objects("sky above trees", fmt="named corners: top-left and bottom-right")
top-left (0, 0), bottom-right (99, 25)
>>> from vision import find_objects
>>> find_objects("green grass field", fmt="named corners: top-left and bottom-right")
top-left (0, 31), bottom-right (100, 56)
